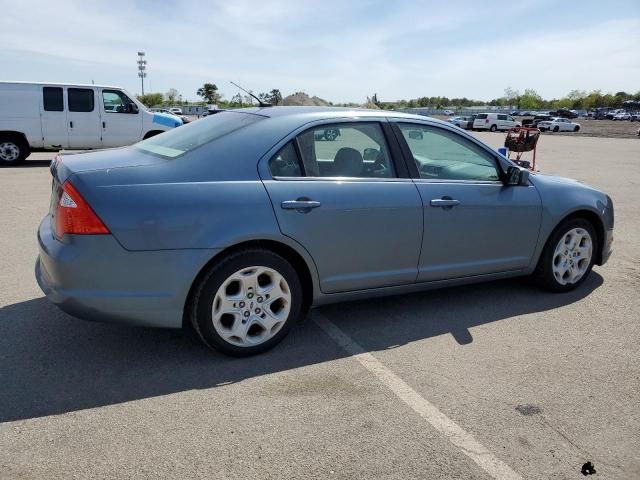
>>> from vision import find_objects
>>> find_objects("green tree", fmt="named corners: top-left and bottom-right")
top-left (136, 92), bottom-right (164, 107)
top-left (197, 83), bottom-right (221, 104)
top-left (519, 88), bottom-right (543, 110)
top-left (165, 88), bottom-right (179, 104)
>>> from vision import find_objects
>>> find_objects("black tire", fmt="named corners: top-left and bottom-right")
top-left (0, 134), bottom-right (30, 166)
top-left (533, 218), bottom-right (598, 293)
top-left (574, 125), bottom-right (580, 132)
top-left (189, 248), bottom-right (303, 356)
top-left (143, 130), bottom-right (163, 140)
top-left (489, 124), bottom-right (497, 132)
top-left (553, 126), bottom-right (560, 132)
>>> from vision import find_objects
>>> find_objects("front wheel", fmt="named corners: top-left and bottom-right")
top-left (489, 124), bottom-right (497, 132)
top-left (553, 126), bottom-right (560, 132)
top-left (574, 125), bottom-right (580, 132)
top-left (189, 249), bottom-right (303, 356)
top-left (324, 128), bottom-right (339, 141)
top-left (534, 218), bottom-right (597, 292)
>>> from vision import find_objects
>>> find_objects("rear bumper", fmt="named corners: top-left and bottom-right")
top-left (36, 215), bottom-right (219, 328)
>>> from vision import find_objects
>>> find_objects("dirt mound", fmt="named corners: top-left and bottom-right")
top-left (281, 92), bottom-right (330, 107)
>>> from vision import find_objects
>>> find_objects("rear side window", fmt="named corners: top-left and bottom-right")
top-left (497, 114), bottom-right (507, 120)
top-left (43, 87), bottom-right (63, 111)
top-left (68, 88), bottom-right (94, 112)
top-left (476, 114), bottom-right (488, 119)
top-left (269, 142), bottom-right (302, 177)
top-left (136, 111), bottom-right (263, 158)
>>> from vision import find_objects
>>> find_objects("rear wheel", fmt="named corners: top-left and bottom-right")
top-left (489, 124), bottom-right (497, 132)
top-left (573, 125), bottom-right (580, 132)
top-left (0, 135), bottom-right (29, 166)
top-left (324, 128), bottom-right (339, 141)
top-left (534, 218), bottom-right (597, 292)
top-left (553, 126), bottom-right (560, 132)
top-left (190, 249), bottom-right (303, 356)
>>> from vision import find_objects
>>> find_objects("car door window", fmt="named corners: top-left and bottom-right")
top-left (68, 88), bottom-right (94, 112)
top-left (295, 123), bottom-right (395, 178)
top-left (497, 114), bottom-right (507, 121)
top-left (102, 89), bottom-right (137, 114)
top-left (398, 124), bottom-right (500, 182)
top-left (268, 141), bottom-right (302, 177)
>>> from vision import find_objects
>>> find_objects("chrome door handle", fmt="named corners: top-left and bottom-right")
top-left (430, 198), bottom-right (460, 208)
top-left (281, 199), bottom-right (321, 210)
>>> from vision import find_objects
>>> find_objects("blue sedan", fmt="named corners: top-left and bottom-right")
top-left (36, 107), bottom-right (614, 356)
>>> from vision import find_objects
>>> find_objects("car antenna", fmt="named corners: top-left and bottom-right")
top-left (230, 81), bottom-right (272, 107)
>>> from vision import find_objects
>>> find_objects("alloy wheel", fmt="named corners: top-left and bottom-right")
top-left (552, 228), bottom-right (593, 285)
top-left (211, 266), bottom-right (292, 347)
top-left (0, 142), bottom-right (20, 162)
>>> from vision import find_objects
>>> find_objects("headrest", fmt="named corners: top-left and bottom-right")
top-left (334, 147), bottom-right (363, 177)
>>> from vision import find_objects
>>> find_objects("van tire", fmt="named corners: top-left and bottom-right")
top-left (143, 130), bottom-right (163, 140)
top-left (489, 124), bottom-right (497, 132)
top-left (0, 134), bottom-right (29, 166)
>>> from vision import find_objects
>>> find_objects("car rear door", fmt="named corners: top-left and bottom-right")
top-left (393, 121), bottom-right (542, 281)
top-left (66, 87), bottom-right (102, 149)
top-left (41, 86), bottom-right (69, 148)
top-left (260, 120), bottom-right (423, 294)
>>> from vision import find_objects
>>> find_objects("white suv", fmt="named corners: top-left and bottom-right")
top-left (473, 113), bottom-right (520, 132)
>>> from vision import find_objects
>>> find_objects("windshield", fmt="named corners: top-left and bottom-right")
top-left (135, 111), bottom-right (264, 158)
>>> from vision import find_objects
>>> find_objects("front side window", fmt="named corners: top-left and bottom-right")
top-left (43, 87), bottom-right (63, 111)
top-left (398, 124), bottom-right (500, 182)
top-left (295, 123), bottom-right (395, 178)
top-left (102, 89), bottom-right (136, 114)
top-left (68, 88), bottom-right (94, 112)
top-left (497, 114), bottom-right (507, 120)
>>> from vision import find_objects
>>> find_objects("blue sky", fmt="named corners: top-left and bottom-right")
top-left (1, 0), bottom-right (639, 103)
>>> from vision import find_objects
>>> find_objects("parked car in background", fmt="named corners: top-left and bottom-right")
top-left (537, 117), bottom-right (581, 132)
top-left (443, 110), bottom-right (454, 116)
top-left (0, 81), bottom-right (182, 165)
top-left (35, 107), bottom-right (614, 356)
top-left (447, 116), bottom-right (471, 128)
top-left (630, 114), bottom-right (640, 122)
top-left (170, 107), bottom-right (183, 115)
top-left (150, 108), bottom-right (190, 124)
top-left (613, 112), bottom-right (630, 121)
top-left (473, 113), bottom-right (521, 132)
top-left (549, 109), bottom-right (579, 119)
top-left (523, 114), bottom-right (553, 128)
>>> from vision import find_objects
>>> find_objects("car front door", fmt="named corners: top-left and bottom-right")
top-left (41, 86), bottom-right (69, 148)
top-left (100, 89), bottom-right (143, 147)
top-left (394, 122), bottom-right (542, 282)
top-left (66, 87), bottom-right (102, 149)
top-left (261, 121), bottom-right (423, 294)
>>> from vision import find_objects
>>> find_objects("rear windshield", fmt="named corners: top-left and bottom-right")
top-left (135, 111), bottom-right (264, 158)
top-left (476, 114), bottom-right (488, 119)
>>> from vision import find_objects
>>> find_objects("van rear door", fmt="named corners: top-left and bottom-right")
top-left (41, 86), bottom-right (69, 149)
top-left (66, 87), bottom-right (102, 149)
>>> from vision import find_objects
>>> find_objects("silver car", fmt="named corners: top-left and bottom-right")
top-left (36, 107), bottom-right (614, 356)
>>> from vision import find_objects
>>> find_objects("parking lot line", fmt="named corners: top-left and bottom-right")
top-left (313, 311), bottom-right (523, 480)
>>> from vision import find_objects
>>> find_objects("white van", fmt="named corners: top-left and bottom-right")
top-left (0, 81), bottom-right (182, 164)
top-left (473, 113), bottom-right (521, 132)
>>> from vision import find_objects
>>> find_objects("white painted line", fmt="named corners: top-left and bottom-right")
top-left (313, 312), bottom-right (523, 480)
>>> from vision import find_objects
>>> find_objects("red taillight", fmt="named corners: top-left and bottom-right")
top-left (55, 181), bottom-right (110, 237)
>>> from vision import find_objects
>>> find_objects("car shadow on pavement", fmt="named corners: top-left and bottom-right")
top-left (0, 160), bottom-right (51, 168)
top-left (0, 273), bottom-right (602, 423)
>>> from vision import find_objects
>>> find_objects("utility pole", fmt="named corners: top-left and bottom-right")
top-left (137, 52), bottom-right (147, 95)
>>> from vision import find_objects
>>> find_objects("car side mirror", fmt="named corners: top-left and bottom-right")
top-left (128, 103), bottom-right (139, 114)
top-left (363, 148), bottom-right (379, 161)
top-left (505, 165), bottom-right (529, 185)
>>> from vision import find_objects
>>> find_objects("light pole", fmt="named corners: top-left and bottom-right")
top-left (137, 52), bottom-right (147, 95)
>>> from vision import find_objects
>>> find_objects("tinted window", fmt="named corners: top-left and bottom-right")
top-left (68, 88), bottom-right (94, 112)
top-left (497, 114), bottom-right (507, 120)
top-left (476, 114), bottom-right (488, 119)
top-left (136, 111), bottom-right (262, 158)
top-left (269, 142), bottom-right (302, 177)
top-left (399, 124), bottom-right (500, 181)
top-left (295, 123), bottom-right (395, 178)
top-left (43, 87), bottom-right (63, 111)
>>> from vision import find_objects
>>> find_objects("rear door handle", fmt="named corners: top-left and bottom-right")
top-left (69, 121), bottom-right (73, 128)
top-left (281, 199), bottom-right (321, 210)
top-left (102, 121), bottom-right (106, 128)
top-left (430, 198), bottom-right (460, 208)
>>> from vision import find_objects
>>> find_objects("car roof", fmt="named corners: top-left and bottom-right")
top-left (0, 80), bottom-right (124, 89)
top-left (231, 105), bottom-right (445, 123)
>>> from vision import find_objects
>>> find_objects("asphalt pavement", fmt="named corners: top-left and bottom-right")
top-left (1, 133), bottom-right (638, 479)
